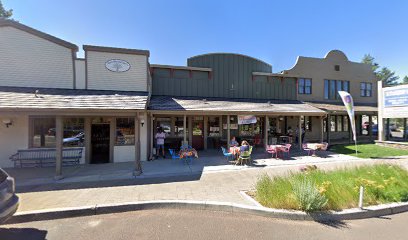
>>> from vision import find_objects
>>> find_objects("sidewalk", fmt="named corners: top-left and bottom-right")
top-left (14, 155), bottom-right (408, 213)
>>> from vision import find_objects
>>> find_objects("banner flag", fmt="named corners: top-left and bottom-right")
top-left (338, 91), bottom-right (356, 141)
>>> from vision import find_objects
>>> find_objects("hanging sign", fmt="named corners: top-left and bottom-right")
top-left (238, 115), bottom-right (257, 125)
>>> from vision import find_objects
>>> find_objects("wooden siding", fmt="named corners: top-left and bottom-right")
top-left (0, 26), bottom-right (74, 89)
top-left (152, 53), bottom-right (297, 100)
top-left (86, 51), bottom-right (148, 91)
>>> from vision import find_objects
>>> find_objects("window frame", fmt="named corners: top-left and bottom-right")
top-left (360, 82), bottom-right (372, 97)
top-left (324, 79), bottom-right (351, 100)
top-left (298, 78), bottom-right (312, 95)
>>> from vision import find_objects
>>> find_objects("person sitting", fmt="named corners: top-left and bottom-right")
top-left (240, 140), bottom-right (250, 152)
top-left (229, 136), bottom-right (239, 147)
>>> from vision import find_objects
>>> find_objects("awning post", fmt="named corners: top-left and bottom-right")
top-left (55, 116), bottom-right (63, 180)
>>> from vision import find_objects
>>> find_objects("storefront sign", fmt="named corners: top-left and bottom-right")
top-left (105, 59), bottom-right (131, 72)
top-left (238, 115), bottom-right (257, 125)
top-left (223, 124), bottom-right (238, 130)
top-left (384, 86), bottom-right (408, 107)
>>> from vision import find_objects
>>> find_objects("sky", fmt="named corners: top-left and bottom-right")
top-left (3, 0), bottom-right (408, 79)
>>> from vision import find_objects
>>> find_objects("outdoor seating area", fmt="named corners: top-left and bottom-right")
top-left (265, 144), bottom-right (292, 159)
top-left (302, 142), bottom-right (329, 157)
top-left (169, 144), bottom-right (199, 165)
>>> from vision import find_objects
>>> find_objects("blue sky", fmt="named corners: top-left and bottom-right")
top-left (4, 0), bottom-right (408, 79)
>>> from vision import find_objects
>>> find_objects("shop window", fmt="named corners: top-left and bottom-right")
top-left (116, 118), bottom-right (135, 145)
top-left (303, 116), bottom-right (312, 131)
top-left (343, 116), bottom-right (349, 132)
top-left (31, 117), bottom-right (56, 148)
top-left (208, 116), bottom-right (221, 137)
top-left (63, 118), bottom-right (84, 147)
top-left (175, 117), bottom-right (187, 137)
top-left (336, 116), bottom-right (343, 132)
top-left (330, 116), bottom-right (336, 132)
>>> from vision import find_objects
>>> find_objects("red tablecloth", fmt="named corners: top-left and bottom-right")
top-left (179, 149), bottom-right (199, 159)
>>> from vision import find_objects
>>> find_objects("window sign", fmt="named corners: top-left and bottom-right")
top-left (238, 115), bottom-right (257, 125)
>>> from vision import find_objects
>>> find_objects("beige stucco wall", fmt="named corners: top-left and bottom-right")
top-left (0, 115), bottom-right (29, 168)
top-left (86, 51), bottom-right (148, 91)
top-left (0, 26), bottom-right (74, 89)
top-left (75, 59), bottom-right (86, 89)
top-left (286, 50), bottom-right (377, 104)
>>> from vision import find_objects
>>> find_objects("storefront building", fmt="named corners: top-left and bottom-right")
top-left (0, 19), bottom-right (379, 171)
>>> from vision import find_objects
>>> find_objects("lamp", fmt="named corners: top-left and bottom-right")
top-left (2, 119), bottom-right (12, 128)
top-left (141, 119), bottom-right (145, 127)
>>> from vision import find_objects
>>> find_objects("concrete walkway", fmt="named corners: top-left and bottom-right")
top-left (11, 153), bottom-right (408, 214)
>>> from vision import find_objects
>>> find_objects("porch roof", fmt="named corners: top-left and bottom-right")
top-left (149, 96), bottom-right (326, 116)
top-left (0, 86), bottom-right (148, 111)
top-left (305, 101), bottom-right (378, 114)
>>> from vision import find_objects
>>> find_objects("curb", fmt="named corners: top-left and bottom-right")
top-left (7, 200), bottom-right (408, 224)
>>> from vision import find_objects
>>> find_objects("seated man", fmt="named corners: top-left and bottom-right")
top-left (229, 136), bottom-right (239, 147)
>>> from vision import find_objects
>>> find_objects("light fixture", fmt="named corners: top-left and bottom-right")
top-left (141, 119), bottom-right (145, 127)
top-left (2, 119), bottom-right (12, 128)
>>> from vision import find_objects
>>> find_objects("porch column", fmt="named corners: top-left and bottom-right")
top-left (55, 116), bottom-right (63, 180)
top-left (227, 115), bottom-right (231, 148)
top-left (204, 116), bottom-right (208, 150)
top-left (298, 116), bottom-right (302, 150)
top-left (264, 116), bottom-right (269, 147)
top-left (327, 114), bottom-right (331, 145)
top-left (134, 113), bottom-right (142, 176)
top-left (188, 116), bottom-right (193, 146)
top-left (150, 113), bottom-right (154, 159)
top-left (109, 117), bottom-right (116, 163)
top-left (84, 117), bottom-right (91, 164)
top-left (183, 115), bottom-right (187, 145)
top-left (320, 116), bottom-right (324, 143)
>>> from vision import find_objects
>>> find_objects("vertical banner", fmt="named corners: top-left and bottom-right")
top-left (338, 91), bottom-right (356, 141)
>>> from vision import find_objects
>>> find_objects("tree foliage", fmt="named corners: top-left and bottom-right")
top-left (0, 0), bottom-right (12, 19)
top-left (403, 76), bottom-right (408, 84)
top-left (362, 54), bottom-right (399, 86)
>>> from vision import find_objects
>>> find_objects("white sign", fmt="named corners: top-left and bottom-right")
top-left (238, 115), bottom-right (257, 125)
top-left (105, 59), bottom-right (131, 72)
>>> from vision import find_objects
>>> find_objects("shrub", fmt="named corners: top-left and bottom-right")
top-left (291, 177), bottom-right (328, 212)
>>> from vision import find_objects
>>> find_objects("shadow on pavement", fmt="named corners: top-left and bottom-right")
top-left (16, 173), bottom-right (202, 194)
top-left (0, 228), bottom-right (47, 240)
top-left (316, 220), bottom-right (349, 229)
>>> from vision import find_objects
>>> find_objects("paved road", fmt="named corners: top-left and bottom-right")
top-left (1, 209), bottom-right (408, 240)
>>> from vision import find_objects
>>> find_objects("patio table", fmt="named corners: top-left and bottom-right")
top-left (305, 143), bottom-right (327, 156)
top-left (179, 148), bottom-right (199, 159)
top-left (267, 144), bottom-right (286, 158)
top-left (229, 146), bottom-right (240, 156)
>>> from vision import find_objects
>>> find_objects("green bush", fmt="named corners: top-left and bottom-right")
top-left (254, 164), bottom-right (408, 211)
top-left (291, 177), bottom-right (328, 212)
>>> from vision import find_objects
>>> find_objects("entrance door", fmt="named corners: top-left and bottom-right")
top-left (91, 124), bottom-right (110, 164)
top-left (192, 118), bottom-right (204, 150)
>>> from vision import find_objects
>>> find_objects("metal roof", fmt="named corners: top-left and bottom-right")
top-left (0, 87), bottom-right (148, 111)
top-left (306, 101), bottom-right (378, 113)
top-left (149, 96), bottom-right (326, 115)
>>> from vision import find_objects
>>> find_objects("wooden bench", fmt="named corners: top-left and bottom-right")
top-left (9, 148), bottom-right (83, 168)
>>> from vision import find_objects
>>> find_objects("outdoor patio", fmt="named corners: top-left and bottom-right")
top-left (5, 147), bottom-right (360, 189)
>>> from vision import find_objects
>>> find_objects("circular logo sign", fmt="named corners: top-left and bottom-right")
top-left (105, 59), bottom-right (131, 72)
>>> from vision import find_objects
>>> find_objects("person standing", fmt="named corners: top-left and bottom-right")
top-left (155, 127), bottom-right (166, 158)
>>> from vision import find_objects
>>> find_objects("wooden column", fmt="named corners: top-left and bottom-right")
top-left (134, 113), bottom-right (142, 176)
top-left (183, 115), bottom-right (187, 145)
top-left (227, 115), bottom-right (231, 148)
top-left (150, 114), bottom-right (154, 159)
top-left (264, 116), bottom-right (269, 147)
top-left (298, 116), bottom-right (302, 150)
top-left (320, 116), bottom-right (324, 143)
top-left (326, 114), bottom-right (331, 145)
top-left (188, 116), bottom-right (193, 146)
top-left (109, 117), bottom-right (116, 163)
top-left (55, 116), bottom-right (63, 180)
top-left (84, 117), bottom-right (91, 164)
top-left (204, 116), bottom-right (208, 150)
top-left (369, 115), bottom-right (373, 139)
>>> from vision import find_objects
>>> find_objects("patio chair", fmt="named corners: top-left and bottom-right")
top-left (266, 146), bottom-right (277, 158)
top-left (221, 147), bottom-right (233, 161)
top-left (169, 149), bottom-right (180, 161)
top-left (302, 143), bottom-right (314, 156)
top-left (282, 144), bottom-right (292, 158)
top-left (237, 146), bottom-right (253, 165)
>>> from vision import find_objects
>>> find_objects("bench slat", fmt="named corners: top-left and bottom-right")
top-left (11, 148), bottom-right (83, 168)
